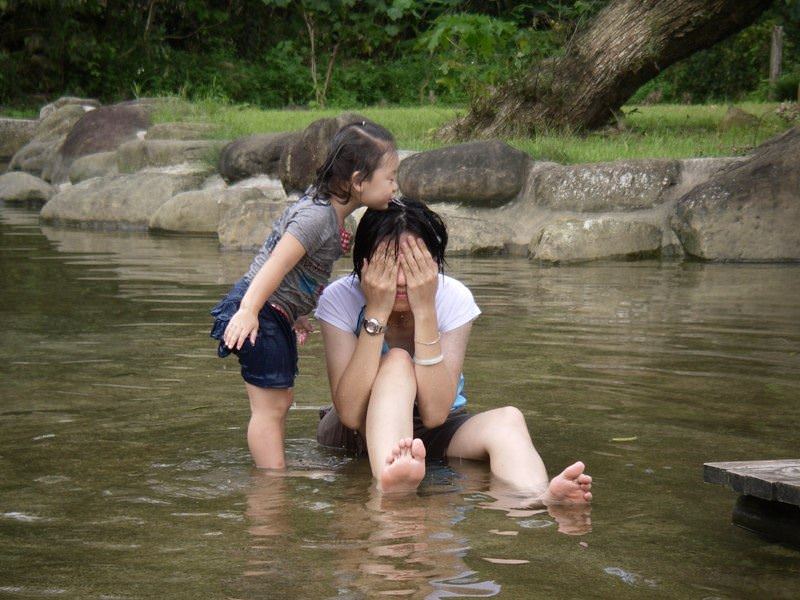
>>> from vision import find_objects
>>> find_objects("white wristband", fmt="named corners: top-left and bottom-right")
top-left (413, 354), bottom-right (444, 366)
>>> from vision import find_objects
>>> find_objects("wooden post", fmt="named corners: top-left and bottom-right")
top-left (769, 25), bottom-right (783, 100)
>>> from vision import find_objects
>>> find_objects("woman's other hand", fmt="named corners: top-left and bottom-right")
top-left (360, 241), bottom-right (398, 321)
top-left (400, 236), bottom-right (438, 316)
top-left (223, 308), bottom-right (259, 351)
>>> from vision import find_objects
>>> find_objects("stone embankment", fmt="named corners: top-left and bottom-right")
top-left (1, 96), bottom-right (798, 263)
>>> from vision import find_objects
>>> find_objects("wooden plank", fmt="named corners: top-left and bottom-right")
top-left (704, 459), bottom-right (800, 506)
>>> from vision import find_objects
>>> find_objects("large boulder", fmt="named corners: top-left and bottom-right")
top-left (0, 118), bottom-right (37, 162)
top-left (0, 172), bottom-right (54, 205)
top-left (40, 171), bottom-right (206, 228)
top-left (219, 132), bottom-right (300, 183)
top-left (278, 113), bottom-right (368, 193)
top-left (116, 139), bottom-right (225, 173)
top-left (671, 127), bottom-right (800, 261)
top-left (68, 151), bottom-right (119, 183)
top-left (39, 96), bottom-right (100, 120)
top-left (218, 192), bottom-right (291, 249)
top-left (50, 104), bottom-right (151, 183)
top-left (531, 160), bottom-right (679, 212)
top-left (531, 218), bottom-right (662, 263)
top-left (149, 187), bottom-right (272, 234)
top-left (398, 140), bottom-right (530, 208)
top-left (437, 209), bottom-right (514, 255)
top-left (145, 122), bottom-right (219, 140)
top-left (9, 104), bottom-right (90, 179)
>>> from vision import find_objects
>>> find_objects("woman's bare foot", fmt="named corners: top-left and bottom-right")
top-left (542, 461), bottom-right (592, 505)
top-left (379, 438), bottom-right (426, 493)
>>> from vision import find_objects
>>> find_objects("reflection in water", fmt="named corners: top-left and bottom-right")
top-left (3, 203), bottom-right (800, 599)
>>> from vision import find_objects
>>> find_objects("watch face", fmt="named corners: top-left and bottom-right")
top-left (364, 318), bottom-right (382, 334)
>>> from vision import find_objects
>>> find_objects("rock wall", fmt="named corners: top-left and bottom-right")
top-left (1, 97), bottom-right (798, 263)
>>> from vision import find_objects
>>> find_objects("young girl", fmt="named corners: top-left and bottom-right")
top-left (210, 121), bottom-right (399, 469)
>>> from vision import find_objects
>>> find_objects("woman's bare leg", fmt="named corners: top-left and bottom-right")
top-left (446, 406), bottom-right (591, 503)
top-left (364, 349), bottom-right (426, 492)
top-left (245, 383), bottom-right (294, 469)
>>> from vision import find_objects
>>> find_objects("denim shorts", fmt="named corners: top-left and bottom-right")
top-left (210, 278), bottom-right (297, 389)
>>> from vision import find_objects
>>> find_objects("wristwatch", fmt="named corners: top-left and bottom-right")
top-left (362, 317), bottom-right (387, 335)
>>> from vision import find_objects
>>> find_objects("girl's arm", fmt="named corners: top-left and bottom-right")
top-left (223, 233), bottom-right (307, 351)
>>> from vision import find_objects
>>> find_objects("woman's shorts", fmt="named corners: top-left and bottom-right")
top-left (210, 278), bottom-right (297, 389)
top-left (316, 405), bottom-right (472, 461)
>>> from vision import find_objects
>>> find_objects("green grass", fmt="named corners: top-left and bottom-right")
top-left (132, 98), bottom-right (800, 164)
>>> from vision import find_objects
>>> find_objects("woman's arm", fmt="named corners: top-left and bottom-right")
top-left (223, 233), bottom-right (306, 351)
top-left (320, 321), bottom-right (385, 430)
top-left (400, 236), bottom-right (470, 428)
top-left (415, 321), bottom-right (472, 428)
top-left (320, 245), bottom-right (399, 430)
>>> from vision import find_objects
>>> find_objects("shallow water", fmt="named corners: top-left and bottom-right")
top-left (1, 202), bottom-right (798, 599)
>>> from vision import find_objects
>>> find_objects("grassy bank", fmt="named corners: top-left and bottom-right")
top-left (153, 100), bottom-right (791, 164)
top-left (3, 99), bottom-right (791, 164)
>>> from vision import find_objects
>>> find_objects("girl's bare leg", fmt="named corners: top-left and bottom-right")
top-left (364, 349), bottom-right (426, 492)
top-left (245, 383), bottom-right (294, 469)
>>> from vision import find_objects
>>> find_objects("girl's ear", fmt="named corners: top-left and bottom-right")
top-left (350, 171), bottom-right (363, 193)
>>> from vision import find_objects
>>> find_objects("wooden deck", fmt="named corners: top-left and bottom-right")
top-left (704, 459), bottom-right (800, 506)
top-left (704, 459), bottom-right (800, 546)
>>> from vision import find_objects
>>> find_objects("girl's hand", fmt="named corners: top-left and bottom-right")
top-left (293, 314), bottom-right (314, 346)
top-left (223, 308), bottom-right (259, 351)
top-left (400, 237), bottom-right (438, 316)
top-left (361, 241), bottom-right (398, 321)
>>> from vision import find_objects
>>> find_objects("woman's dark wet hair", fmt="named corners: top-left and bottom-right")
top-left (352, 197), bottom-right (447, 280)
top-left (312, 121), bottom-right (396, 205)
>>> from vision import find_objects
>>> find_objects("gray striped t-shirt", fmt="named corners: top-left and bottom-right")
top-left (243, 194), bottom-right (342, 321)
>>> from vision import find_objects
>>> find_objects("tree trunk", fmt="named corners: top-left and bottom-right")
top-left (442, 0), bottom-right (773, 140)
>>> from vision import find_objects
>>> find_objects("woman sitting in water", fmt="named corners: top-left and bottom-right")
top-left (315, 197), bottom-right (593, 502)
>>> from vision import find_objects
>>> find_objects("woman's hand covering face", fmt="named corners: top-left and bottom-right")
top-left (360, 240), bottom-right (398, 321)
top-left (400, 236), bottom-right (438, 314)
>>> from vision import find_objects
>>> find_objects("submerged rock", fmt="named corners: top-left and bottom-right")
top-left (0, 172), bottom-right (54, 205)
top-left (672, 127), bottom-right (800, 262)
top-left (398, 140), bottom-right (530, 208)
top-left (41, 171), bottom-right (206, 228)
top-left (531, 218), bottom-right (662, 263)
top-left (149, 187), bottom-right (270, 234)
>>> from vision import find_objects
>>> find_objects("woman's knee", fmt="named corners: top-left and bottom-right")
top-left (487, 406), bottom-right (528, 432)
top-left (378, 347), bottom-right (414, 374)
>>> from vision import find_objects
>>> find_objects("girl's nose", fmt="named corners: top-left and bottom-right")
top-left (397, 266), bottom-right (406, 287)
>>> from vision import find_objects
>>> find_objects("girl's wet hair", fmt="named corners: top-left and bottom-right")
top-left (352, 197), bottom-right (447, 280)
top-left (312, 121), bottom-right (396, 205)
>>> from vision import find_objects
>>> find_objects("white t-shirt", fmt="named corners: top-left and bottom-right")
top-left (315, 273), bottom-right (481, 335)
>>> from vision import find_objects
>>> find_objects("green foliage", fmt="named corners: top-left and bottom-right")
top-left (0, 0), bottom-right (795, 111)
